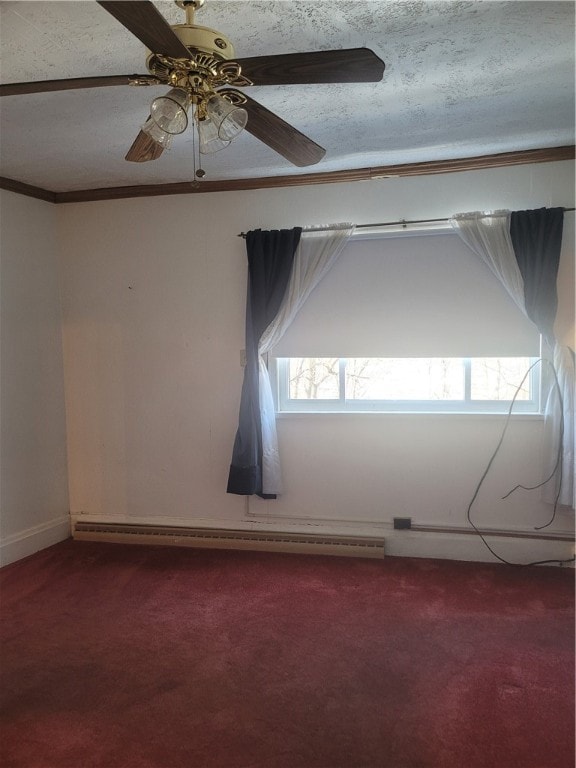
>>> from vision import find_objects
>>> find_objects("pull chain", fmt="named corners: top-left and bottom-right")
top-left (193, 114), bottom-right (205, 179)
top-left (191, 114), bottom-right (197, 178)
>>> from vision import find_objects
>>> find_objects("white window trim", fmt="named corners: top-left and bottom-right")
top-left (274, 357), bottom-right (542, 415)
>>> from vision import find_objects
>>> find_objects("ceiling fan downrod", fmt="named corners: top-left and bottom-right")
top-left (176, 0), bottom-right (205, 26)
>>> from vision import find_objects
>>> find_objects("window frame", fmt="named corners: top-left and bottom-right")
top-left (274, 356), bottom-right (542, 415)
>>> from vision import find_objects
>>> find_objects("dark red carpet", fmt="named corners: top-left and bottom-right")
top-left (0, 540), bottom-right (573, 768)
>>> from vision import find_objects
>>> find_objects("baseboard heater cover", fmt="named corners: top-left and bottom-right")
top-left (73, 522), bottom-right (385, 559)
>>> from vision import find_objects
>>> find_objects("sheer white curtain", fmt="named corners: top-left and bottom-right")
top-left (450, 211), bottom-right (574, 507)
top-left (257, 224), bottom-right (355, 495)
top-left (449, 211), bottom-right (525, 310)
top-left (545, 344), bottom-right (575, 507)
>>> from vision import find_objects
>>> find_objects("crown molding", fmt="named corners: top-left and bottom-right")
top-left (1, 145), bottom-right (574, 205)
top-left (0, 176), bottom-right (56, 203)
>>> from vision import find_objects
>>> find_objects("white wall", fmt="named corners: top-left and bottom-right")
top-left (0, 190), bottom-right (70, 565)
top-left (57, 161), bottom-right (575, 563)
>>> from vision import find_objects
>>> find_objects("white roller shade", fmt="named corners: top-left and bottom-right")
top-left (272, 231), bottom-right (540, 358)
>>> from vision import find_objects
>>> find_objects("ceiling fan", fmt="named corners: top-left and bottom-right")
top-left (0, 0), bottom-right (385, 170)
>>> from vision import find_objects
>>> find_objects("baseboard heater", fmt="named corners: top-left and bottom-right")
top-left (73, 522), bottom-right (385, 559)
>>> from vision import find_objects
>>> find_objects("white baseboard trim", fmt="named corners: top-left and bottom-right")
top-left (0, 515), bottom-right (71, 567)
top-left (384, 529), bottom-right (574, 566)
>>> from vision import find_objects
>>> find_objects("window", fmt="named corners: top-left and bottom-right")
top-left (270, 229), bottom-right (542, 415)
top-left (277, 356), bottom-right (540, 413)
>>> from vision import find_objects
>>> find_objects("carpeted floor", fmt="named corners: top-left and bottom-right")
top-left (0, 539), bottom-right (574, 768)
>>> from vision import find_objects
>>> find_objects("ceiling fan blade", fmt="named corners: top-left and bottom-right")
top-left (125, 124), bottom-right (164, 163)
top-left (238, 93), bottom-right (325, 167)
top-left (0, 74), bottom-right (157, 97)
top-left (97, 1), bottom-right (191, 59)
top-left (236, 48), bottom-right (385, 86)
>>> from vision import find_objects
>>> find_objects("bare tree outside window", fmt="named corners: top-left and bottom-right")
top-left (289, 358), bottom-right (339, 399)
top-left (471, 358), bottom-right (530, 400)
top-left (346, 358), bottom-right (464, 400)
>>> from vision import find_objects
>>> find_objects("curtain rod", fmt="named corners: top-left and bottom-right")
top-left (237, 208), bottom-right (575, 238)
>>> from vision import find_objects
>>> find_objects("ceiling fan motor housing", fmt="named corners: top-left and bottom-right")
top-left (171, 23), bottom-right (234, 59)
top-left (146, 22), bottom-right (236, 86)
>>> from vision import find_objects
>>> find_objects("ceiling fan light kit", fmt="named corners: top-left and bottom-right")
top-left (1, 0), bottom-right (385, 173)
top-left (141, 116), bottom-right (173, 149)
top-left (197, 117), bottom-right (230, 154)
top-left (205, 94), bottom-right (248, 142)
top-left (150, 87), bottom-right (192, 134)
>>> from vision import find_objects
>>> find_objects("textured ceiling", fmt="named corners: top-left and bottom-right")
top-left (0, 0), bottom-right (574, 193)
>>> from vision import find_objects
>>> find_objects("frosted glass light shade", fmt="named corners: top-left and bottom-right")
top-left (206, 94), bottom-right (247, 141)
top-left (150, 88), bottom-right (191, 135)
top-left (142, 117), bottom-right (173, 149)
top-left (198, 118), bottom-right (230, 154)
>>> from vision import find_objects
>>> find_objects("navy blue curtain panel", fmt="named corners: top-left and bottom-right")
top-left (227, 228), bottom-right (302, 496)
top-left (510, 207), bottom-right (564, 346)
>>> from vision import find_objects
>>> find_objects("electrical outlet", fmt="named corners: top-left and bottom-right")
top-left (393, 517), bottom-right (412, 530)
